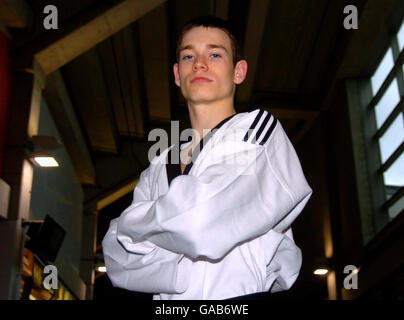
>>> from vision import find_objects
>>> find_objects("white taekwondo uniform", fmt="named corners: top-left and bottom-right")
top-left (102, 109), bottom-right (312, 300)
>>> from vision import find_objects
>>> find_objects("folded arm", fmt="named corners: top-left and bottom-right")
top-left (117, 122), bottom-right (312, 261)
top-left (102, 218), bottom-right (192, 294)
top-left (102, 167), bottom-right (192, 294)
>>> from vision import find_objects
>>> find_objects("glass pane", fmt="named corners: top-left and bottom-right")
top-left (374, 79), bottom-right (400, 128)
top-left (402, 62), bottom-right (404, 79)
top-left (388, 194), bottom-right (403, 220)
top-left (371, 48), bottom-right (394, 95)
top-left (398, 19), bottom-right (404, 52)
top-left (378, 113), bottom-right (404, 163)
top-left (383, 152), bottom-right (404, 187)
top-left (402, 61), bottom-right (404, 81)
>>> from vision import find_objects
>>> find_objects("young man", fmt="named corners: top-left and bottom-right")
top-left (102, 16), bottom-right (312, 300)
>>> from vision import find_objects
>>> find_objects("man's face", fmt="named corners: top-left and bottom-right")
top-left (174, 26), bottom-right (246, 105)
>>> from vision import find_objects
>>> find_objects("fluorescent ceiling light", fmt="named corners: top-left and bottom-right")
top-left (313, 268), bottom-right (329, 276)
top-left (97, 266), bottom-right (107, 273)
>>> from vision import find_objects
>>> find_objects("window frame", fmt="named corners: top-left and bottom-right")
top-left (349, 18), bottom-right (404, 243)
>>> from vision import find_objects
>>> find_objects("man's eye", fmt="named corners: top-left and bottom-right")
top-left (210, 53), bottom-right (221, 58)
top-left (182, 55), bottom-right (193, 60)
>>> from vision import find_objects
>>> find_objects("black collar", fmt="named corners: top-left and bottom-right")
top-left (165, 113), bottom-right (237, 186)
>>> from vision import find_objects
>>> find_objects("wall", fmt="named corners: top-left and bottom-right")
top-left (325, 81), bottom-right (404, 299)
top-left (29, 97), bottom-right (86, 299)
top-left (293, 116), bottom-right (335, 299)
top-left (0, 30), bottom-right (11, 176)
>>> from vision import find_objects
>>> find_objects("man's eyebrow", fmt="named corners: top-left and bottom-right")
top-left (207, 44), bottom-right (229, 52)
top-left (178, 44), bottom-right (229, 53)
top-left (178, 44), bottom-right (194, 52)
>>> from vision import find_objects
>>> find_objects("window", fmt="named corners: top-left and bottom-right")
top-left (361, 17), bottom-right (404, 232)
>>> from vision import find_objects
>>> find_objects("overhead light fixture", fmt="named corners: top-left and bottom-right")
top-left (97, 266), bottom-right (107, 273)
top-left (314, 268), bottom-right (329, 276)
top-left (31, 155), bottom-right (59, 167)
top-left (27, 135), bottom-right (62, 168)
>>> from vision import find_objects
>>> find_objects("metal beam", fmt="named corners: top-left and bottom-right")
top-left (43, 70), bottom-right (96, 185)
top-left (264, 107), bottom-right (319, 146)
top-left (4, 59), bottom-right (45, 221)
top-left (138, 3), bottom-right (171, 122)
top-left (266, 108), bottom-right (319, 121)
top-left (336, 0), bottom-right (400, 79)
top-left (35, 0), bottom-right (167, 75)
top-left (322, 0), bottom-right (401, 113)
top-left (293, 115), bottom-right (319, 145)
top-left (97, 38), bottom-right (128, 136)
top-left (96, 178), bottom-right (139, 211)
top-left (122, 26), bottom-right (146, 138)
top-left (0, 0), bottom-right (32, 28)
top-left (215, 0), bottom-right (230, 20)
top-left (114, 26), bottom-right (145, 137)
top-left (62, 48), bottom-right (119, 154)
top-left (84, 173), bottom-right (140, 212)
top-left (260, 103), bottom-right (320, 147)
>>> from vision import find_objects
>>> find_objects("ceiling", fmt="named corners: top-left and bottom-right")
top-left (7, 0), bottom-right (378, 190)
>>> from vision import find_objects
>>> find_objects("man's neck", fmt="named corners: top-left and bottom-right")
top-left (187, 98), bottom-right (236, 144)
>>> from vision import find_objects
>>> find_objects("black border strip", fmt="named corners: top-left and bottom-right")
top-left (259, 117), bottom-right (277, 146)
top-left (183, 113), bottom-right (237, 175)
top-left (166, 113), bottom-right (237, 185)
top-left (255, 113), bottom-right (272, 142)
top-left (243, 109), bottom-right (264, 142)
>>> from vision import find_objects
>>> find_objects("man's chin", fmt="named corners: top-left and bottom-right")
top-left (187, 98), bottom-right (218, 105)
top-left (183, 93), bottom-right (217, 105)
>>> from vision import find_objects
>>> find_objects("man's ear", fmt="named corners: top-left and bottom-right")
top-left (234, 60), bottom-right (248, 85)
top-left (173, 63), bottom-right (181, 87)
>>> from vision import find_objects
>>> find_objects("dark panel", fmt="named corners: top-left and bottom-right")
top-left (256, 0), bottom-right (329, 92)
top-left (97, 38), bottom-right (128, 137)
top-left (299, 0), bottom-right (348, 93)
top-left (62, 48), bottom-right (118, 153)
top-left (138, 3), bottom-right (171, 121)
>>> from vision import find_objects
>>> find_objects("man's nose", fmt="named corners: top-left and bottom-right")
top-left (192, 56), bottom-right (208, 71)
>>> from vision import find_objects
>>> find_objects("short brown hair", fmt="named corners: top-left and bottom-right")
top-left (176, 16), bottom-right (242, 65)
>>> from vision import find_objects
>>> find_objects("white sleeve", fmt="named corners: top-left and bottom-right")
top-left (117, 121), bottom-right (312, 261)
top-left (262, 228), bottom-right (303, 293)
top-left (101, 168), bottom-right (192, 294)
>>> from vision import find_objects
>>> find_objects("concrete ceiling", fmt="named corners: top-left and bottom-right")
top-left (49, 0), bottom-right (366, 159)
top-left (43, 0), bottom-right (347, 158)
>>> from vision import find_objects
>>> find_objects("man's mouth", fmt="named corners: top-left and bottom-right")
top-left (190, 77), bottom-right (212, 84)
